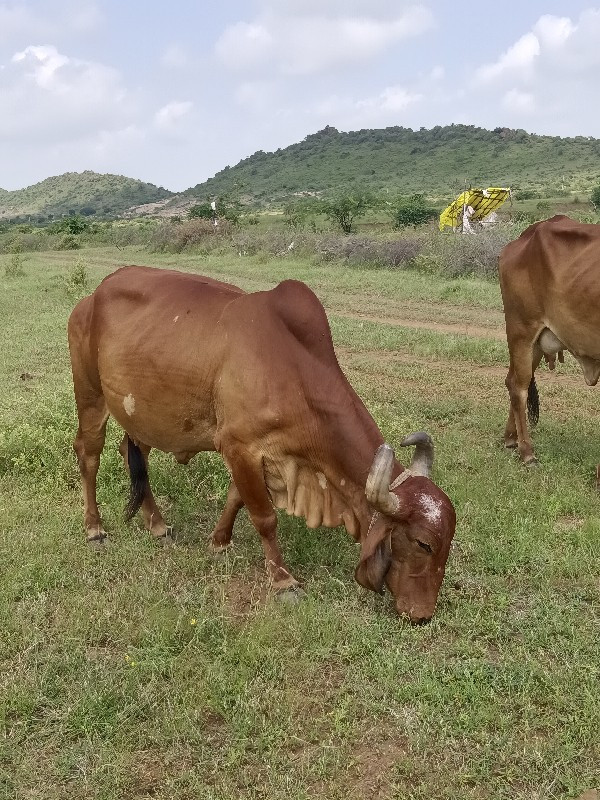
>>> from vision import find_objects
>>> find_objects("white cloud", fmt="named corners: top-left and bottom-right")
top-left (12, 45), bottom-right (69, 88)
top-left (154, 101), bottom-right (193, 133)
top-left (357, 85), bottom-right (422, 113)
top-left (234, 80), bottom-right (279, 112)
top-left (161, 43), bottom-right (191, 69)
top-left (0, 44), bottom-right (133, 142)
top-left (533, 15), bottom-right (574, 49)
top-left (502, 88), bottom-right (535, 113)
top-left (0, 2), bottom-right (101, 44)
top-left (475, 32), bottom-right (540, 83)
top-left (257, 0), bottom-right (423, 20)
top-left (214, 22), bottom-right (273, 71)
top-left (216, 5), bottom-right (433, 75)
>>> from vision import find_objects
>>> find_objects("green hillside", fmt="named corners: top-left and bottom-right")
top-left (187, 124), bottom-right (600, 206)
top-left (0, 171), bottom-right (173, 221)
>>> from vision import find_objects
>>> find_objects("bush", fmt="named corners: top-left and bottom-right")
top-left (65, 259), bottom-right (89, 298)
top-left (320, 188), bottom-right (377, 234)
top-left (48, 215), bottom-right (90, 235)
top-left (5, 247), bottom-right (25, 278)
top-left (55, 234), bottom-right (81, 250)
top-left (591, 185), bottom-right (600, 209)
top-left (416, 225), bottom-right (523, 278)
top-left (389, 194), bottom-right (438, 228)
top-left (149, 219), bottom-right (232, 253)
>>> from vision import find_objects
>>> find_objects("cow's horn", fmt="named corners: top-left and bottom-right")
top-left (366, 443), bottom-right (400, 515)
top-left (400, 431), bottom-right (434, 477)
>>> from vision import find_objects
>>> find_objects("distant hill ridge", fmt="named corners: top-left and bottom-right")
top-left (187, 124), bottom-right (600, 206)
top-left (3, 125), bottom-right (600, 221)
top-left (0, 170), bottom-right (173, 221)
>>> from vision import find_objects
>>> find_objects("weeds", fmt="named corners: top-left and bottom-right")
top-left (65, 258), bottom-right (89, 297)
top-left (4, 240), bottom-right (26, 277)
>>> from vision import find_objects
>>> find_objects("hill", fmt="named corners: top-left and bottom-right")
top-left (0, 171), bottom-right (173, 221)
top-left (186, 124), bottom-right (600, 206)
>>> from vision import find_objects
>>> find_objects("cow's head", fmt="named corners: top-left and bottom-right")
top-left (355, 433), bottom-right (456, 623)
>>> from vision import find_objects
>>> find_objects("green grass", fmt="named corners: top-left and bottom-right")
top-left (0, 247), bottom-right (598, 799)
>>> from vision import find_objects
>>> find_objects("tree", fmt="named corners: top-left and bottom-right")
top-left (389, 194), bottom-right (438, 228)
top-left (187, 194), bottom-right (242, 225)
top-left (48, 215), bottom-right (90, 235)
top-left (320, 188), bottom-right (376, 234)
top-left (188, 202), bottom-right (214, 220)
top-left (283, 197), bottom-right (319, 229)
top-left (591, 185), bottom-right (600, 209)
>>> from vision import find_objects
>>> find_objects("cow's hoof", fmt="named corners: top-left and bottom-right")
top-left (86, 535), bottom-right (107, 552)
top-left (209, 541), bottom-right (233, 559)
top-left (86, 528), bottom-right (107, 547)
top-left (504, 440), bottom-right (518, 450)
top-left (275, 585), bottom-right (306, 604)
top-left (524, 457), bottom-right (539, 468)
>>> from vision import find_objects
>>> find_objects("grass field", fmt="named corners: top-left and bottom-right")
top-left (0, 246), bottom-right (598, 800)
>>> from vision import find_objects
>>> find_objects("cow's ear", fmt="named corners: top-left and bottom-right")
top-left (355, 518), bottom-right (391, 594)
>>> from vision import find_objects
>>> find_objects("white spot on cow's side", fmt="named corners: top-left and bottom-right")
top-left (340, 478), bottom-right (346, 487)
top-left (316, 471), bottom-right (328, 490)
top-left (419, 493), bottom-right (442, 524)
top-left (123, 394), bottom-right (136, 416)
top-left (173, 315), bottom-right (179, 322)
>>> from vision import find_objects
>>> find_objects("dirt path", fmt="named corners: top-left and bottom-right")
top-left (337, 346), bottom-right (588, 389)
top-left (331, 309), bottom-right (507, 341)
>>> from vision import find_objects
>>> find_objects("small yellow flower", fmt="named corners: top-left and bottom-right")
top-left (129, 660), bottom-right (137, 667)
top-left (124, 654), bottom-right (131, 661)
top-left (190, 618), bottom-right (197, 626)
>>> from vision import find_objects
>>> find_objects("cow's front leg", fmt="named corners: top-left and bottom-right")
top-left (222, 448), bottom-right (300, 593)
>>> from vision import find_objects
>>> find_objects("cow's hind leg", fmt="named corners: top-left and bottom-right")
top-left (73, 399), bottom-right (110, 542)
top-left (118, 434), bottom-right (169, 538)
top-left (504, 340), bottom-right (542, 464)
top-left (210, 480), bottom-right (244, 553)
top-left (222, 447), bottom-right (300, 594)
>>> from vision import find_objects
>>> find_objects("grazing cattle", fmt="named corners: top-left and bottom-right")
top-left (499, 215), bottom-right (600, 465)
top-left (68, 266), bottom-right (456, 622)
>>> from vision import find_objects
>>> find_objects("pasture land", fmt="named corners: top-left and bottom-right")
top-left (0, 246), bottom-right (598, 800)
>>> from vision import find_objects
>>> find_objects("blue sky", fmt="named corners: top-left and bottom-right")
top-left (1, 1), bottom-right (599, 190)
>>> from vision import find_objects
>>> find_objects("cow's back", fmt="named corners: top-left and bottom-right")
top-left (69, 266), bottom-right (245, 454)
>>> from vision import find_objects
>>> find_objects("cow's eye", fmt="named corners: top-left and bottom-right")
top-left (417, 540), bottom-right (432, 553)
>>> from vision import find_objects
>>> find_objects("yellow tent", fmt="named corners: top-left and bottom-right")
top-left (439, 187), bottom-right (511, 231)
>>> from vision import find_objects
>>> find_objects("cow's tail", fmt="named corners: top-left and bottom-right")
top-left (124, 435), bottom-right (147, 521)
top-left (527, 376), bottom-right (539, 427)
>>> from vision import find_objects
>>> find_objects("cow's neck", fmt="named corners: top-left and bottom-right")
top-left (309, 381), bottom-right (402, 540)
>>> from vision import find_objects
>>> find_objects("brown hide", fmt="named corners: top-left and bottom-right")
top-left (499, 216), bottom-right (600, 464)
top-left (68, 266), bottom-right (456, 621)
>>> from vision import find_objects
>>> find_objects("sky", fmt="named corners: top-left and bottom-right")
top-left (1, 0), bottom-right (600, 191)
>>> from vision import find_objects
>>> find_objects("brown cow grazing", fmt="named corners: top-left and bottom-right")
top-left (499, 215), bottom-right (600, 465)
top-left (68, 266), bottom-right (456, 622)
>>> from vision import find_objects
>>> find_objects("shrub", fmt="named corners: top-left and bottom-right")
top-left (591, 185), bottom-right (600, 209)
top-left (55, 234), bottom-right (81, 250)
top-left (5, 246), bottom-right (25, 277)
top-left (149, 219), bottom-right (231, 253)
top-left (65, 259), bottom-right (89, 297)
top-left (48, 215), bottom-right (90, 235)
top-left (320, 188), bottom-right (377, 234)
top-left (389, 194), bottom-right (438, 228)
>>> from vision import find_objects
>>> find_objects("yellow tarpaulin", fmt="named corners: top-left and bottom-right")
top-left (439, 187), bottom-right (511, 231)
